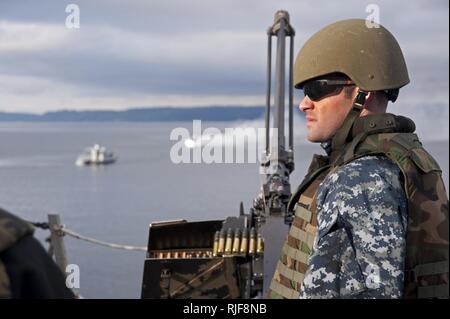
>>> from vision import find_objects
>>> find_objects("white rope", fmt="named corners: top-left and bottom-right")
top-left (58, 225), bottom-right (147, 252)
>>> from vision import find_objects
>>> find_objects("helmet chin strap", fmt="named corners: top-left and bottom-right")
top-left (331, 90), bottom-right (368, 153)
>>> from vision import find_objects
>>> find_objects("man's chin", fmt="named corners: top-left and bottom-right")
top-left (306, 134), bottom-right (321, 143)
top-left (307, 136), bottom-right (329, 144)
top-left (307, 129), bottom-right (334, 143)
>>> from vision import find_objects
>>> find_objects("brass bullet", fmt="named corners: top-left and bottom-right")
top-left (232, 228), bottom-right (241, 254)
top-left (225, 228), bottom-right (233, 255)
top-left (240, 228), bottom-right (248, 255)
top-left (217, 229), bottom-right (226, 255)
top-left (249, 227), bottom-right (256, 256)
top-left (257, 231), bottom-right (264, 254)
top-left (213, 230), bottom-right (219, 257)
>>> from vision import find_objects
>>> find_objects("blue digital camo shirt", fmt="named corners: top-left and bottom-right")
top-left (299, 155), bottom-right (408, 299)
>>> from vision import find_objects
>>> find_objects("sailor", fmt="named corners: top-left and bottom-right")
top-left (0, 208), bottom-right (74, 298)
top-left (269, 19), bottom-right (449, 299)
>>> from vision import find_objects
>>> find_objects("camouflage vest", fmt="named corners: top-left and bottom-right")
top-left (0, 208), bottom-right (35, 298)
top-left (268, 154), bottom-right (332, 298)
top-left (269, 113), bottom-right (449, 299)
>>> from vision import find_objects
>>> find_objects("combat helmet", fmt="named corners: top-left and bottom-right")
top-left (294, 19), bottom-right (409, 102)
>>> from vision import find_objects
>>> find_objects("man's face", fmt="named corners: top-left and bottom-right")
top-left (299, 85), bottom-right (356, 143)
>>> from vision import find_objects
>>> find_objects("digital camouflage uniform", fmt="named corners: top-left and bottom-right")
top-left (269, 113), bottom-right (449, 299)
top-left (299, 155), bottom-right (408, 298)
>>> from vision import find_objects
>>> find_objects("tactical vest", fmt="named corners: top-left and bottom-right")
top-left (0, 208), bottom-right (35, 299)
top-left (269, 113), bottom-right (449, 299)
top-left (268, 154), bottom-right (332, 298)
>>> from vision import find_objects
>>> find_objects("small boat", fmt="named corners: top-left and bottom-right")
top-left (75, 144), bottom-right (117, 166)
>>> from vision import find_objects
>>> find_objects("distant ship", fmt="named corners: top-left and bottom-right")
top-left (75, 144), bottom-right (117, 166)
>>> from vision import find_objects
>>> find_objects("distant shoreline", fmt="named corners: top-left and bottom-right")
top-left (0, 106), bottom-right (271, 122)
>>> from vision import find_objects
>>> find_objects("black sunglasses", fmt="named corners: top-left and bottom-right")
top-left (302, 79), bottom-right (355, 101)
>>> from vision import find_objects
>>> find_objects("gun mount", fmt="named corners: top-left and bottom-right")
top-left (141, 10), bottom-right (296, 299)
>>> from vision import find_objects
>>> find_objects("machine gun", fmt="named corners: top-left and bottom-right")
top-left (141, 10), bottom-right (296, 299)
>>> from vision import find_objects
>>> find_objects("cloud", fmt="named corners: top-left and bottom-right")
top-left (0, 0), bottom-right (448, 113)
top-left (0, 21), bottom-right (67, 51)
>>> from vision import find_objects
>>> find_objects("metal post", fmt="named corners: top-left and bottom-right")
top-left (48, 214), bottom-right (68, 275)
top-left (289, 35), bottom-right (294, 152)
top-left (273, 16), bottom-right (286, 152)
top-left (265, 33), bottom-right (272, 155)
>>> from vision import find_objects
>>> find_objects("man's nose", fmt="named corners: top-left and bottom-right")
top-left (299, 96), bottom-right (313, 112)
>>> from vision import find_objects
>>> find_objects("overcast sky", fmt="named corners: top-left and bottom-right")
top-left (0, 0), bottom-right (448, 113)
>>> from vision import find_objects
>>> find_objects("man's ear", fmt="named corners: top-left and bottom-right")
top-left (364, 91), bottom-right (376, 107)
